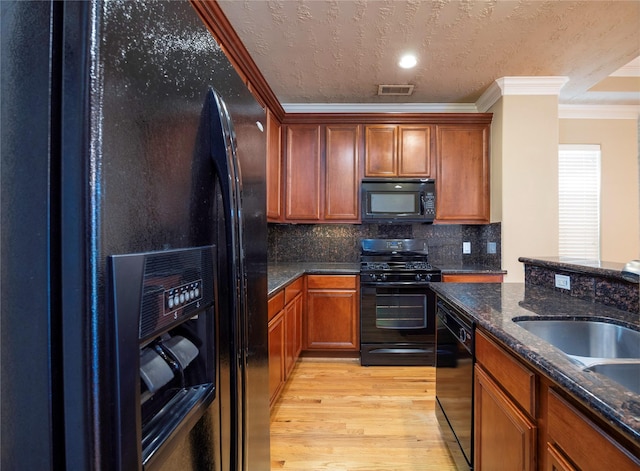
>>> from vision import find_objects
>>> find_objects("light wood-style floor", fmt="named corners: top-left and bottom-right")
top-left (270, 358), bottom-right (457, 471)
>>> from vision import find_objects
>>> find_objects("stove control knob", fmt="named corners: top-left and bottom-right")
top-left (425, 274), bottom-right (432, 282)
top-left (380, 274), bottom-right (387, 281)
top-left (415, 274), bottom-right (422, 281)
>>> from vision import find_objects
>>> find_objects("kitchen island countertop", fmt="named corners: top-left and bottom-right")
top-left (428, 281), bottom-right (640, 444)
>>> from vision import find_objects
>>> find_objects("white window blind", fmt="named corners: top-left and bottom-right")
top-left (558, 145), bottom-right (601, 260)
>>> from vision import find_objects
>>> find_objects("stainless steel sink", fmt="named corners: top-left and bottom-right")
top-left (584, 362), bottom-right (640, 395)
top-left (513, 319), bottom-right (640, 360)
top-left (514, 318), bottom-right (640, 394)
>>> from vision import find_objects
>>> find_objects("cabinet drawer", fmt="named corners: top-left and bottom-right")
top-left (475, 330), bottom-right (536, 416)
top-left (547, 389), bottom-right (640, 470)
top-left (307, 274), bottom-right (356, 289)
top-left (268, 290), bottom-right (285, 322)
top-left (284, 276), bottom-right (304, 304)
top-left (442, 274), bottom-right (503, 283)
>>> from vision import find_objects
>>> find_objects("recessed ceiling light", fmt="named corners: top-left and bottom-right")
top-left (399, 54), bottom-right (417, 69)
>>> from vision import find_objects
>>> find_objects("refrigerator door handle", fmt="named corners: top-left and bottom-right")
top-left (206, 88), bottom-right (248, 471)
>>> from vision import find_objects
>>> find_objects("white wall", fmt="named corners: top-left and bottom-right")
top-left (559, 118), bottom-right (640, 262)
top-left (491, 95), bottom-right (560, 282)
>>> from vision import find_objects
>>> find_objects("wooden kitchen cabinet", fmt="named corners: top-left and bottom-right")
top-left (442, 273), bottom-right (503, 283)
top-left (324, 125), bottom-right (361, 220)
top-left (474, 330), bottom-right (537, 471)
top-left (283, 278), bottom-right (304, 377)
top-left (474, 366), bottom-right (537, 471)
top-left (283, 124), bottom-right (360, 222)
top-left (266, 108), bottom-right (283, 221)
top-left (435, 124), bottom-right (490, 223)
top-left (268, 303), bottom-right (285, 406)
top-left (545, 388), bottom-right (640, 471)
top-left (285, 124), bottom-right (322, 220)
top-left (268, 277), bottom-right (304, 407)
top-left (474, 328), bottom-right (640, 471)
top-left (305, 275), bottom-right (359, 351)
top-left (364, 124), bottom-right (433, 178)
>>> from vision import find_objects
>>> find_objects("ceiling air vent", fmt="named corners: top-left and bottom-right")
top-left (378, 84), bottom-right (414, 96)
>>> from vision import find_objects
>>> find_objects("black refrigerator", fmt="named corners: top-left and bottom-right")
top-left (1, 1), bottom-right (270, 470)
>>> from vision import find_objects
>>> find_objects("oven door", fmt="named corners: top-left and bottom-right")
top-left (360, 280), bottom-right (436, 366)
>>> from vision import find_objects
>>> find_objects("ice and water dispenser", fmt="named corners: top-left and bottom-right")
top-left (108, 246), bottom-right (217, 470)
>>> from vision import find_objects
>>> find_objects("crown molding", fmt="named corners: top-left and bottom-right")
top-left (559, 104), bottom-right (640, 119)
top-left (610, 57), bottom-right (640, 77)
top-left (476, 82), bottom-right (503, 113)
top-left (496, 76), bottom-right (570, 95)
top-left (476, 76), bottom-right (570, 112)
top-left (281, 102), bottom-right (479, 114)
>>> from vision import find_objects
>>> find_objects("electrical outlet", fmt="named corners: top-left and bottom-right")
top-left (463, 242), bottom-right (471, 254)
top-left (487, 242), bottom-right (497, 254)
top-left (555, 274), bottom-right (571, 290)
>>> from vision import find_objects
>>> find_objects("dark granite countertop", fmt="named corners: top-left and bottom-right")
top-left (268, 262), bottom-right (359, 296)
top-left (268, 262), bottom-right (504, 295)
top-left (428, 282), bottom-right (640, 444)
top-left (519, 256), bottom-right (630, 282)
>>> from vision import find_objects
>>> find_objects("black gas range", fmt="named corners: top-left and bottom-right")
top-left (359, 239), bottom-right (441, 366)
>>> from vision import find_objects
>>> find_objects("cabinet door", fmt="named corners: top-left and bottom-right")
top-left (436, 124), bottom-right (490, 223)
top-left (305, 276), bottom-right (359, 351)
top-left (398, 125), bottom-right (432, 177)
top-left (268, 311), bottom-right (285, 406)
top-left (285, 125), bottom-right (321, 220)
top-left (325, 125), bottom-right (361, 220)
top-left (266, 109), bottom-right (282, 221)
top-left (364, 125), bottom-right (397, 177)
top-left (284, 293), bottom-right (303, 377)
top-left (474, 365), bottom-right (536, 471)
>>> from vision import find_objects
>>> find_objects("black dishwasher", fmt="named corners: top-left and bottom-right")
top-left (435, 298), bottom-right (475, 470)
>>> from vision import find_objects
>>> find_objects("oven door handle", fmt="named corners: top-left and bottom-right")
top-left (360, 281), bottom-right (433, 287)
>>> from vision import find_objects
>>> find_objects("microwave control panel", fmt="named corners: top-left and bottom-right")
top-left (423, 192), bottom-right (436, 216)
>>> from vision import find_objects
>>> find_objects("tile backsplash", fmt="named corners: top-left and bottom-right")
top-left (268, 222), bottom-right (502, 268)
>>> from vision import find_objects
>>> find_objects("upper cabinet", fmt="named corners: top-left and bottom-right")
top-left (364, 125), bottom-right (433, 178)
top-left (278, 115), bottom-right (491, 225)
top-left (266, 109), bottom-right (282, 222)
top-left (435, 123), bottom-right (490, 224)
top-left (283, 124), bottom-right (361, 223)
top-left (285, 125), bottom-right (322, 221)
top-left (325, 125), bottom-right (361, 220)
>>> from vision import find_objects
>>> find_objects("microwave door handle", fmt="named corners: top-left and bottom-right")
top-left (420, 194), bottom-right (426, 215)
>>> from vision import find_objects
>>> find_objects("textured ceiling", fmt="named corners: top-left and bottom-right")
top-left (216, 0), bottom-right (640, 108)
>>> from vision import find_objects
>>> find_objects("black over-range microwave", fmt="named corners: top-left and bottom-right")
top-left (361, 179), bottom-right (436, 223)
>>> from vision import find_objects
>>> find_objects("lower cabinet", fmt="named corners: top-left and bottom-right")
top-left (474, 331), bottom-right (536, 471)
top-left (268, 277), bottom-right (304, 407)
top-left (475, 328), bottom-right (640, 471)
top-left (545, 388), bottom-right (640, 471)
top-left (475, 366), bottom-right (536, 470)
top-left (268, 303), bottom-right (285, 406)
top-left (284, 287), bottom-right (303, 377)
top-left (268, 273), bottom-right (361, 408)
top-left (305, 275), bottom-right (359, 351)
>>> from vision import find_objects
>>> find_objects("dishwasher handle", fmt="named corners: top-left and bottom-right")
top-left (437, 301), bottom-right (474, 353)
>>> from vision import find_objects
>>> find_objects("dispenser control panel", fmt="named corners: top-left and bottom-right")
top-left (164, 280), bottom-right (202, 313)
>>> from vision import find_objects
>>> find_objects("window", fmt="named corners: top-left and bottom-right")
top-left (558, 145), bottom-right (601, 260)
